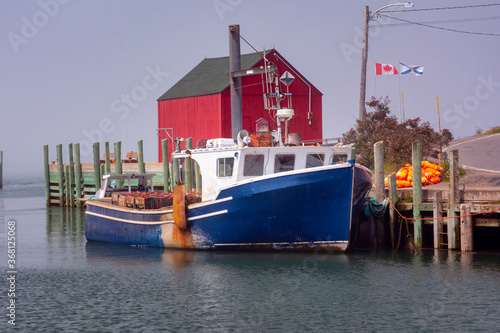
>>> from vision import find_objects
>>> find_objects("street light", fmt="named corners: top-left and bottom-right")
top-left (358, 2), bottom-right (414, 121)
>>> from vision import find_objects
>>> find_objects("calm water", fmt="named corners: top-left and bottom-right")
top-left (1, 178), bottom-right (499, 332)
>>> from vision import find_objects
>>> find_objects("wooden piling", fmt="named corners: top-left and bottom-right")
top-left (93, 142), bottom-right (100, 192)
top-left (373, 141), bottom-right (384, 203)
top-left (433, 191), bottom-right (443, 249)
top-left (137, 140), bottom-right (145, 174)
top-left (105, 141), bottom-right (111, 174)
top-left (185, 137), bottom-right (193, 191)
top-left (0, 150), bottom-right (3, 189)
top-left (65, 165), bottom-right (71, 206)
top-left (195, 161), bottom-right (202, 192)
top-left (161, 139), bottom-right (169, 191)
top-left (412, 140), bottom-right (423, 249)
top-left (114, 141), bottom-right (122, 187)
top-left (172, 153), bottom-right (179, 185)
top-left (68, 143), bottom-right (75, 204)
top-left (460, 204), bottom-right (473, 252)
top-left (43, 146), bottom-right (50, 206)
top-left (57, 144), bottom-right (64, 207)
top-left (74, 143), bottom-right (82, 207)
top-left (448, 149), bottom-right (460, 249)
top-left (388, 172), bottom-right (397, 250)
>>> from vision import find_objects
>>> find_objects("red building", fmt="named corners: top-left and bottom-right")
top-left (157, 49), bottom-right (323, 161)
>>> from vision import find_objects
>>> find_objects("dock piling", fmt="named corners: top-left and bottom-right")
top-left (388, 172), bottom-right (397, 250)
top-left (374, 141), bottom-right (384, 203)
top-left (185, 137), bottom-right (193, 191)
top-left (44, 146), bottom-right (50, 206)
top-left (433, 191), bottom-right (443, 249)
top-left (93, 142), bottom-right (101, 192)
top-left (74, 143), bottom-right (82, 208)
top-left (114, 141), bottom-right (122, 187)
top-left (460, 204), bottom-right (473, 252)
top-left (137, 140), bottom-right (145, 174)
top-left (448, 149), bottom-right (460, 249)
top-left (57, 144), bottom-right (64, 207)
top-left (105, 141), bottom-right (111, 174)
top-left (412, 140), bottom-right (423, 249)
top-left (0, 150), bottom-right (3, 189)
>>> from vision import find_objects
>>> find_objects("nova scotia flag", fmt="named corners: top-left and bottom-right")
top-left (400, 62), bottom-right (424, 76)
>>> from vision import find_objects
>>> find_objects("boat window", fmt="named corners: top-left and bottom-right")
top-left (274, 154), bottom-right (295, 173)
top-left (217, 157), bottom-right (234, 178)
top-left (243, 154), bottom-right (264, 176)
top-left (306, 154), bottom-right (325, 168)
top-left (332, 154), bottom-right (348, 163)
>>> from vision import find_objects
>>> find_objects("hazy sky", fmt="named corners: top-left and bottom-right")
top-left (1, 0), bottom-right (499, 177)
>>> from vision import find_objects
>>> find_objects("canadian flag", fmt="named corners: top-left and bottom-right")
top-left (375, 63), bottom-right (399, 75)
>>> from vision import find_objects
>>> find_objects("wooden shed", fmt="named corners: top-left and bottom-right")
top-left (157, 49), bottom-right (322, 161)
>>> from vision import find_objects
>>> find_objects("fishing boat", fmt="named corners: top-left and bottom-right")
top-left (85, 138), bottom-right (372, 251)
top-left (85, 35), bottom-right (373, 251)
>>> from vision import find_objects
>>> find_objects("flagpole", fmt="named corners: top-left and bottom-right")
top-left (437, 96), bottom-right (441, 132)
top-left (398, 64), bottom-right (402, 122)
top-left (401, 91), bottom-right (405, 122)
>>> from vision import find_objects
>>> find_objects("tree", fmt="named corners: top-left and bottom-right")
top-left (343, 97), bottom-right (454, 169)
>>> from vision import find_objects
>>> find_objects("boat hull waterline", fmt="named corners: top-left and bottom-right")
top-left (85, 163), bottom-right (372, 251)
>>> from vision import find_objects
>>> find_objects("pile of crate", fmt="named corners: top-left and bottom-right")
top-left (111, 191), bottom-right (202, 209)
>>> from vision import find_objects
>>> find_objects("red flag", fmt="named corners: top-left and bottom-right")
top-left (375, 63), bottom-right (399, 75)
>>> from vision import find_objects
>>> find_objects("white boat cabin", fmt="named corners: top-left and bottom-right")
top-left (173, 140), bottom-right (355, 201)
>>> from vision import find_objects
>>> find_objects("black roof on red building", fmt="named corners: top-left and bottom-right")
top-left (157, 51), bottom-right (264, 101)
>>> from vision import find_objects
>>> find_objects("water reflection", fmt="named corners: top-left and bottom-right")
top-left (45, 206), bottom-right (85, 240)
top-left (85, 242), bottom-right (196, 270)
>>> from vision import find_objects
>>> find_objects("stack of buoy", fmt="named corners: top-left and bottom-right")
top-left (384, 161), bottom-right (444, 188)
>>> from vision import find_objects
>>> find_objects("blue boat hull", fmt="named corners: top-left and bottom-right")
top-left (85, 164), bottom-right (372, 251)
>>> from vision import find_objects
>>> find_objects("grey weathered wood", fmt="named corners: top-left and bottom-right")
top-left (114, 141), bottom-right (122, 188)
top-left (172, 153), bottom-right (179, 185)
top-left (388, 172), bottom-right (397, 250)
top-left (412, 140), bottom-right (423, 249)
top-left (460, 204), bottom-right (473, 252)
top-left (448, 149), bottom-right (460, 249)
top-left (358, 5), bottom-right (369, 121)
top-left (433, 191), bottom-right (443, 249)
top-left (374, 141), bottom-right (384, 203)
top-left (43, 146), bottom-right (50, 206)
top-left (185, 137), bottom-right (193, 191)
top-left (68, 143), bottom-right (75, 205)
top-left (0, 150), bottom-right (3, 189)
top-left (161, 139), bottom-right (169, 191)
top-left (137, 140), bottom-right (145, 174)
top-left (105, 141), bottom-right (111, 174)
top-left (93, 142), bottom-right (100, 192)
top-left (195, 161), bottom-right (202, 192)
top-left (74, 143), bottom-right (82, 207)
top-left (65, 165), bottom-right (70, 206)
top-left (57, 144), bottom-right (64, 207)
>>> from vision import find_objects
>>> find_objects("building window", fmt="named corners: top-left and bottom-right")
top-left (306, 154), bottom-right (325, 168)
top-left (332, 154), bottom-right (348, 163)
top-left (274, 154), bottom-right (295, 173)
top-left (243, 154), bottom-right (264, 176)
top-left (217, 158), bottom-right (234, 178)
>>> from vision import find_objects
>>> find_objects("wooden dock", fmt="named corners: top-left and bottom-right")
top-left (364, 140), bottom-right (500, 253)
top-left (44, 139), bottom-right (200, 207)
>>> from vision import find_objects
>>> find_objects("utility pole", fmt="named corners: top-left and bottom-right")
top-left (358, 3), bottom-right (414, 121)
top-left (229, 25), bottom-right (242, 140)
top-left (359, 5), bottom-right (369, 121)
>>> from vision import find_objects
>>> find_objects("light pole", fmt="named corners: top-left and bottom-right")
top-left (358, 2), bottom-right (414, 121)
